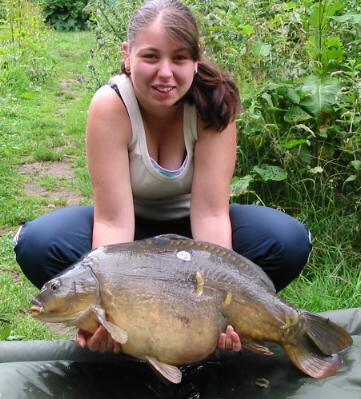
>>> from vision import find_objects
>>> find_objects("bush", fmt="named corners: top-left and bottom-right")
top-left (85, 0), bottom-right (140, 89)
top-left (38, 0), bottom-right (90, 31)
top-left (0, 0), bottom-right (53, 94)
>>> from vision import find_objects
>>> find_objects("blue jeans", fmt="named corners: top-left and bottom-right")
top-left (14, 204), bottom-right (311, 292)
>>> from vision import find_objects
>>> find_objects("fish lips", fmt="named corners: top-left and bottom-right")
top-left (30, 298), bottom-right (45, 318)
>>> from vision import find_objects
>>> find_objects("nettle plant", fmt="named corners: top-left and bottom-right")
top-left (232, 0), bottom-right (360, 209)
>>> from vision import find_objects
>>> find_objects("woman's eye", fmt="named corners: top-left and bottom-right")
top-left (143, 54), bottom-right (157, 59)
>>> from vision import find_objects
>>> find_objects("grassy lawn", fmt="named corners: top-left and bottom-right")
top-left (0, 28), bottom-right (360, 343)
top-left (0, 30), bottom-right (95, 340)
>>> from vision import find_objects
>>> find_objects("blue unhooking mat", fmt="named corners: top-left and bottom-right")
top-left (0, 308), bottom-right (360, 398)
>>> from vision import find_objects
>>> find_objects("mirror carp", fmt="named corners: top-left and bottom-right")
top-left (30, 234), bottom-right (352, 384)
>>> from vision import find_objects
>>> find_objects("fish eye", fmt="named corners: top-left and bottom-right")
top-left (50, 280), bottom-right (60, 291)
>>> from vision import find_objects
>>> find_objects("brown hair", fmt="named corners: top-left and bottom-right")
top-left (122, 0), bottom-right (241, 132)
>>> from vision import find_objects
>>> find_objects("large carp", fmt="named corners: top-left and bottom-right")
top-left (30, 234), bottom-right (352, 384)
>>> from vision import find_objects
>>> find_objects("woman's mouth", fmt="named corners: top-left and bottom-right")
top-left (152, 85), bottom-right (175, 94)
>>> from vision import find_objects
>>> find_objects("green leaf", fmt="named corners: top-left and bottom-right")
top-left (351, 160), bottom-right (361, 171)
top-left (286, 88), bottom-right (300, 104)
top-left (284, 106), bottom-right (313, 123)
top-left (343, 175), bottom-right (357, 184)
top-left (300, 75), bottom-right (341, 117)
top-left (253, 40), bottom-right (272, 57)
top-left (231, 175), bottom-right (253, 196)
top-left (282, 139), bottom-right (310, 150)
top-left (261, 92), bottom-right (274, 107)
top-left (240, 24), bottom-right (254, 36)
top-left (18, 92), bottom-right (34, 99)
top-left (252, 165), bottom-right (288, 182)
top-left (330, 14), bottom-right (361, 26)
top-left (299, 148), bottom-right (312, 164)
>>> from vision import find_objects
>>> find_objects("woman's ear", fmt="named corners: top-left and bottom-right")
top-left (122, 42), bottom-right (130, 71)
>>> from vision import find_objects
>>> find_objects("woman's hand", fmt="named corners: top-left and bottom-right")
top-left (218, 325), bottom-right (242, 352)
top-left (76, 326), bottom-right (122, 353)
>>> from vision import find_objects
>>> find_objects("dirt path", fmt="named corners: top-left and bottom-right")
top-left (17, 32), bottom-right (95, 211)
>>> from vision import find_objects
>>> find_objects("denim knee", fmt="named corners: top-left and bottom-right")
top-left (14, 221), bottom-right (53, 289)
top-left (268, 222), bottom-right (312, 290)
top-left (14, 206), bottom-right (94, 288)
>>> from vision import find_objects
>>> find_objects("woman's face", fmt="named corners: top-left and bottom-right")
top-left (123, 17), bottom-right (198, 114)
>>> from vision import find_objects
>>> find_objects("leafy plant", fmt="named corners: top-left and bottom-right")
top-left (0, 0), bottom-right (53, 93)
top-left (37, 0), bottom-right (90, 31)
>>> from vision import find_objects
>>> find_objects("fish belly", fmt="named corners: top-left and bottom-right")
top-left (106, 292), bottom-right (226, 365)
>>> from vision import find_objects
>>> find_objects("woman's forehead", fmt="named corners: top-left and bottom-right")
top-left (131, 19), bottom-right (190, 52)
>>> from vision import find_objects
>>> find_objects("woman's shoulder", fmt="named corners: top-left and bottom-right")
top-left (87, 84), bottom-right (132, 145)
top-left (89, 84), bottom-right (128, 117)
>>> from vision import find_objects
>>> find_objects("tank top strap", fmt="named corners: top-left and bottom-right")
top-left (183, 102), bottom-right (198, 146)
top-left (108, 74), bottom-right (144, 147)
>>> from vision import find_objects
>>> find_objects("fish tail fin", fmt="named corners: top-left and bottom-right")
top-left (302, 312), bottom-right (353, 355)
top-left (283, 337), bottom-right (342, 378)
top-left (283, 312), bottom-right (352, 378)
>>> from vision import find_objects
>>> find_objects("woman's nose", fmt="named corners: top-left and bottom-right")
top-left (157, 59), bottom-right (173, 78)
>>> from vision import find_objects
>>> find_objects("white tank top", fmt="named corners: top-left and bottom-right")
top-left (109, 74), bottom-right (198, 220)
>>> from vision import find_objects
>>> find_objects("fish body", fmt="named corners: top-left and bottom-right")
top-left (31, 234), bottom-right (352, 383)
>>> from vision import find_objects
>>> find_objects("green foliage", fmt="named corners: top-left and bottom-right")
top-left (85, 0), bottom-right (360, 215)
top-left (0, 0), bottom-right (53, 93)
top-left (85, 0), bottom-right (141, 89)
top-left (37, 0), bottom-right (90, 31)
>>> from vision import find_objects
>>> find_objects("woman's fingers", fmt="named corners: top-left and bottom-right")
top-left (87, 325), bottom-right (108, 352)
top-left (218, 325), bottom-right (242, 352)
top-left (76, 329), bottom-right (91, 348)
top-left (77, 326), bottom-right (123, 353)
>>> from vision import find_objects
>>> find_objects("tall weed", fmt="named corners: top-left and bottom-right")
top-left (0, 0), bottom-right (53, 94)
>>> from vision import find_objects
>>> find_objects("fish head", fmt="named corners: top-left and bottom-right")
top-left (30, 260), bottom-right (99, 323)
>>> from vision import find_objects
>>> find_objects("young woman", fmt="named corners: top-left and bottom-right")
top-left (14, 0), bottom-right (311, 354)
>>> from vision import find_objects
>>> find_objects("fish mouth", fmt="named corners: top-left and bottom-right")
top-left (30, 298), bottom-right (45, 318)
top-left (30, 305), bottom-right (44, 317)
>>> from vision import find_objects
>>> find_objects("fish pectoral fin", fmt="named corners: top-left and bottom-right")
top-left (284, 335), bottom-right (342, 378)
top-left (243, 340), bottom-right (274, 356)
top-left (92, 305), bottom-right (128, 344)
top-left (146, 356), bottom-right (182, 384)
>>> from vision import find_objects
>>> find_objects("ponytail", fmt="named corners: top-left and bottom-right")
top-left (184, 60), bottom-right (241, 132)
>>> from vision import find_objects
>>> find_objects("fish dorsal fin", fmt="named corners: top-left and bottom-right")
top-left (152, 234), bottom-right (191, 243)
top-left (146, 356), bottom-right (182, 384)
top-left (92, 305), bottom-right (128, 344)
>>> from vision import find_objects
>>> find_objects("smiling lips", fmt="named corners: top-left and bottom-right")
top-left (153, 85), bottom-right (175, 93)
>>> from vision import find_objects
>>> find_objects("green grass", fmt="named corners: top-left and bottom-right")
top-left (282, 209), bottom-right (361, 311)
top-left (0, 30), bottom-right (95, 341)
